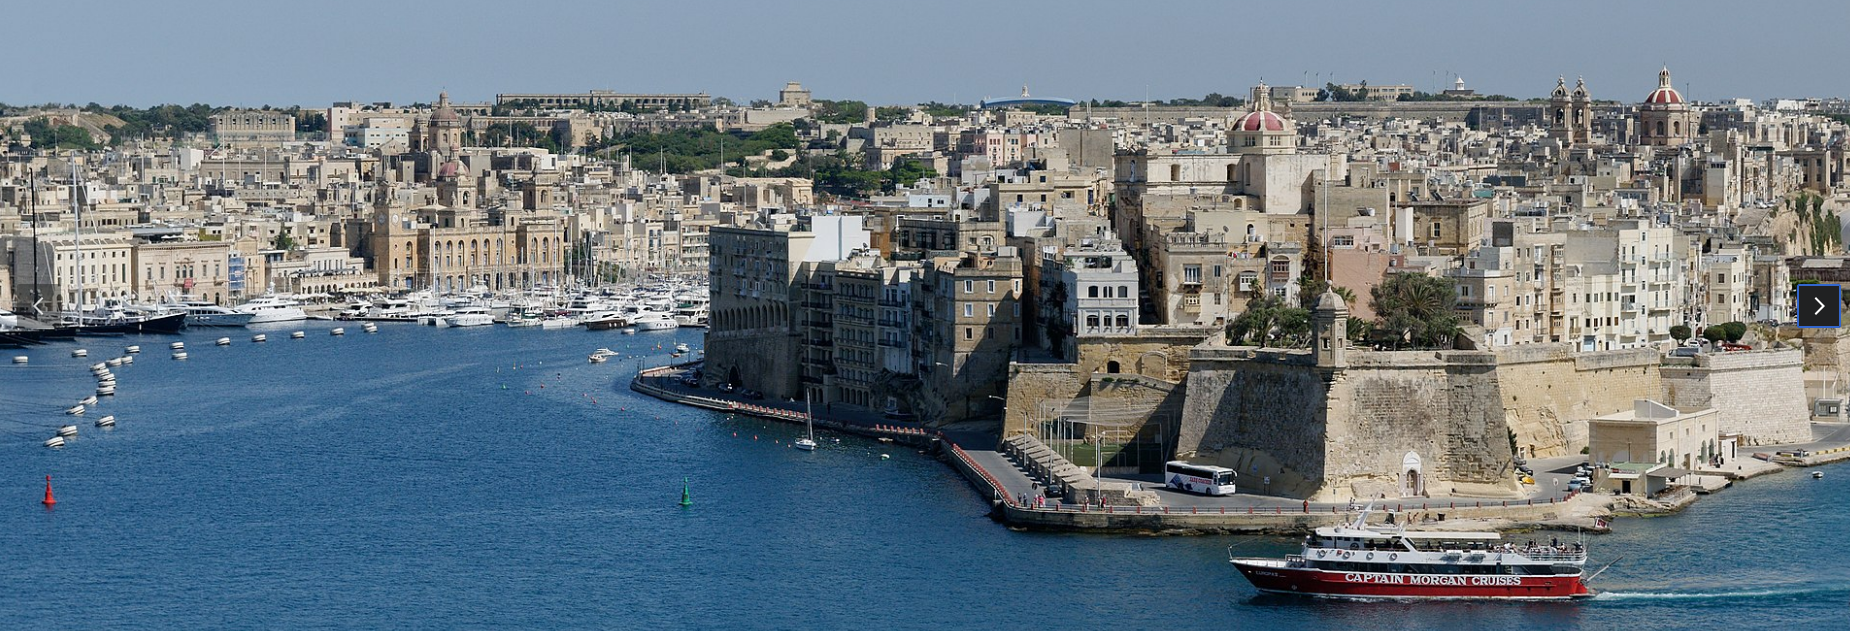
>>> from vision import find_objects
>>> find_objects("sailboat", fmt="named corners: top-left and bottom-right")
top-left (795, 392), bottom-right (818, 451)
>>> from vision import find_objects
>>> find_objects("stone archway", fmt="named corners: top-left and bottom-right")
top-left (1400, 452), bottom-right (1425, 498)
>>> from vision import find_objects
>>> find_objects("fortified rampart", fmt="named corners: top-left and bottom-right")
top-left (1176, 345), bottom-right (1521, 501)
top-left (1495, 344), bottom-right (1662, 458)
top-left (1174, 339), bottom-right (1811, 502)
top-left (1660, 348), bottom-right (1810, 445)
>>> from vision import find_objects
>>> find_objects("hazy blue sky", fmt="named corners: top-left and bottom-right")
top-left (6, 0), bottom-right (1846, 108)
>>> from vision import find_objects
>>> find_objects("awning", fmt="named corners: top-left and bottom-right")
top-left (1647, 467), bottom-right (1691, 478)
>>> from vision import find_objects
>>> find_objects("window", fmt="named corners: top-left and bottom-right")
top-left (987, 280), bottom-right (995, 293)
top-left (1238, 272), bottom-right (1258, 292)
top-left (1431, 222), bottom-right (1442, 238)
top-left (1087, 315), bottom-right (1100, 327)
top-left (1213, 265), bottom-right (1223, 277)
top-left (1116, 315), bottom-right (1130, 327)
top-left (986, 304), bottom-right (995, 317)
top-left (963, 280), bottom-right (973, 294)
top-left (1170, 164), bottom-right (1181, 181)
top-left (1183, 264), bottom-right (1202, 284)
top-left (1118, 286), bottom-right (1129, 298)
top-left (1088, 286), bottom-right (1099, 298)
top-left (963, 304), bottom-right (973, 318)
top-left (1332, 235), bottom-right (1355, 247)
top-left (965, 327), bottom-right (973, 340)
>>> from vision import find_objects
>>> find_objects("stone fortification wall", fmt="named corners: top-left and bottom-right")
top-left (1003, 362), bottom-right (1088, 437)
top-left (1329, 351), bottom-right (1520, 501)
top-left (1661, 349), bottom-right (1810, 445)
top-left (703, 330), bottom-right (800, 399)
top-left (1494, 344), bottom-right (1662, 458)
top-left (1176, 347), bottom-right (1329, 499)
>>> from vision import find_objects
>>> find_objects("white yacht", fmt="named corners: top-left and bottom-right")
top-left (236, 296), bottom-right (308, 324)
top-left (177, 301), bottom-right (255, 327)
top-left (438, 306), bottom-right (495, 328)
top-left (630, 311), bottom-right (680, 331)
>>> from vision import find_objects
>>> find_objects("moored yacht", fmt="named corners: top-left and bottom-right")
top-left (629, 311), bottom-right (680, 331)
top-left (177, 301), bottom-right (255, 327)
top-left (236, 296), bottom-right (308, 324)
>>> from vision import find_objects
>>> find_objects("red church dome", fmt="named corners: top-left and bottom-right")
top-left (1233, 110), bottom-right (1289, 132)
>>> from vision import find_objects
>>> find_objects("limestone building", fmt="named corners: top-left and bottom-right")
top-left (209, 111), bottom-right (296, 147)
top-left (1547, 76), bottom-right (1593, 146)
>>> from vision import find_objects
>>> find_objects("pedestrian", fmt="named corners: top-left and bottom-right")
top-left (1303, 499), bottom-right (1309, 512)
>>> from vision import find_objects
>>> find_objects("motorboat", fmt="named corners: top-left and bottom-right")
top-left (331, 328), bottom-right (346, 336)
top-left (675, 343), bottom-right (691, 353)
top-left (95, 415), bottom-right (116, 427)
top-left (252, 334), bottom-right (267, 343)
top-left (438, 307), bottom-right (495, 328)
top-left (172, 351), bottom-right (188, 360)
top-left (72, 349), bottom-right (88, 358)
top-left (66, 404), bottom-right (85, 416)
top-left (235, 296), bottom-right (309, 325)
top-left (630, 311), bottom-right (680, 332)
top-left (44, 436), bottom-right (64, 448)
top-left (58, 425), bottom-right (78, 437)
top-left (79, 395), bottom-right (97, 406)
top-left (581, 311), bottom-right (631, 331)
top-left (169, 300), bottom-right (254, 327)
top-left (216, 337), bottom-right (231, 346)
top-left (59, 300), bottom-right (187, 335)
top-left (290, 331), bottom-right (306, 339)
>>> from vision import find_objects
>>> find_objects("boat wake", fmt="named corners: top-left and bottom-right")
top-left (1594, 584), bottom-right (1850, 602)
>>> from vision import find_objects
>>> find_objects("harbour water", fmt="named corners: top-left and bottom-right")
top-left (2, 323), bottom-right (1846, 629)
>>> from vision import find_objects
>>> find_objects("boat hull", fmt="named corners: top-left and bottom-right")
top-left (1232, 560), bottom-right (1591, 600)
top-left (186, 312), bottom-right (255, 327)
top-left (67, 312), bottom-right (188, 335)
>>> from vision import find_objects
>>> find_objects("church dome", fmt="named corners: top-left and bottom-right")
top-left (1644, 67), bottom-right (1684, 106)
top-left (431, 91), bottom-right (462, 124)
top-left (1232, 110), bottom-right (1289, 132)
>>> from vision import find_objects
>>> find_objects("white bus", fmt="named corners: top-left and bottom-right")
top-left (1164, 461), bottom-right (1236, 496)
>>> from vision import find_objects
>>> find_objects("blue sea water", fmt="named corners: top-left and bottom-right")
top-left (1, 323), bottom-right (1846, 630)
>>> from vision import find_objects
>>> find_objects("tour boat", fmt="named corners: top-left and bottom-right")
top-left (1230, 508), bottom-right (1595, 600)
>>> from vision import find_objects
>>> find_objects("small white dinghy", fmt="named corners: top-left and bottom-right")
top-left (252, 334), bottom-right (267, 343)
top-left (216, 337), bottom-right (231, 346)
top-left (125, 345), bottom-right (141, 354)
top-left (170, 342), bottom-right (185, 351)
top-left (44, 436), bottom-right (65, 448)
top-left (66, 404), bottom-right (85, 416)
top-left (172, 351), bottom-right (188, 360)
top-left (290, 331), bottom-right (305, 339)
top-left (106, 358), bottom-right (124, 367)
top-left (57, 425), bottom-right (78, 438)
top-left (11, 356), bottom-right (25, 364)
top-left (96, 385), bottom-right (116, 396)
top-left (95, 415), bottom-right (116, 428)
top-left (71, 349), bottom-right (88, 358)
top-left (120, 355), bottom-right (133, 365)
top-left (78, 395), bottom-right (97, 406)
top-left (1815, 471), bottom-right (1825, 479)
top-left (91, 362), bottom-right (108, 372)
top-left (331, 328), bottom-right (345, 336)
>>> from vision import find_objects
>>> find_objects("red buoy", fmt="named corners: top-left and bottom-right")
top-left (41, 475), bottom-right (55, 506)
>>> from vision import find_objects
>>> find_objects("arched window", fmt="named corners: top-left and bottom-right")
top-left (1106, 360), bottom-right (1121, 374)
top-left (1086, 314), bottom-right (1100, 327)
top-left (1672, 120), bottom-right (1682, 136)
top-left (1115, 314), bottom-right (1130, 327)
top-left (1656, 121), bottom-right (1666, 136)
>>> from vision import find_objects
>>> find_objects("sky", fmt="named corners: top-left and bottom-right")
top-left (5, 0), bottom-right (1847, 108)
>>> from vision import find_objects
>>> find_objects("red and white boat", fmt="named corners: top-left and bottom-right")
top-left (1231, 509), bottom-right (1594, 600)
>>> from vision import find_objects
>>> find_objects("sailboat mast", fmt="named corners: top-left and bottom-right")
top-left (71, 157), bottom-right (83, 313)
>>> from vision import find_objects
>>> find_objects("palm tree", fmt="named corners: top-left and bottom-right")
top-left (1370, 273), bottom-right (1460, 349)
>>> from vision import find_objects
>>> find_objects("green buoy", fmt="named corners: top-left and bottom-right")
top-left (678, 477), bottom-right (693, 508)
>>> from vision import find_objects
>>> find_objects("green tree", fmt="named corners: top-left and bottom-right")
top-left (1369, 272), bottom-right (1461, 349)
top-left (1720, 321), bottom-right (1747, 343)
top-left (768, 148), bottom-right (789, 162)
top-left (810, 100), bottom-right (870, 124)
top-left (272, 232), bottom-right (296, 251)
top-left (1669, 325), bottom-right (1692, 342)
top-left (1701, 325), bottom-right (1727, 343)
top-left (1227, 292), bottom-right (1312, 348)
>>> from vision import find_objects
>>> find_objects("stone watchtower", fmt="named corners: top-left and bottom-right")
top-left (1312, 288), bottom-right (1348, 375)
